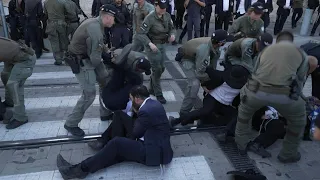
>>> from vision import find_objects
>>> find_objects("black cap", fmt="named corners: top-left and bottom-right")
top-left (251, 2), bottom-right (264, 14)
top-left (100, 4), bottom-right (117, 16)
top-left (136, 57), bottom-right (152, 75)
top-left (258, 32), bottom-right (273, 51)
top-left (211, 30), bottom-right (233, 44)
top-left (154, 0), bottom-right (168, 9)
top-left (224, 65), bottom-right (250, 89)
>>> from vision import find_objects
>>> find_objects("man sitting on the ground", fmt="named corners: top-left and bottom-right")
top-left (56, 85), bottom-right (173, 179)
top-left (168, 65), bottom-right (250, 127)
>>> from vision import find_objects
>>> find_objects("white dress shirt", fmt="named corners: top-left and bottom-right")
top-left (237, 0), bottom-right (246, 14)
top-left (209, 82), bottom-right (240, 106)
top-left (123, 100), bottom-right (133, 117)
top-left (251, 0), bottom-right (258, 4)
top-left (285, 0), bottom-right (291, 9)
top-left (223, 0), bottom-right (230, 11)
top-left (137, 97), bottom-right (151, 141)
top-left (169, 0), bottom-right (175, 15)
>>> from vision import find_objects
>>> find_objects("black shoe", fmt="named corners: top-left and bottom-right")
top-left (57, 154), bottom-right (88, 179)
top-left (168, 116), bottom-right (180, 128)
top-left (36, 52), bottom-right (42, 59)
top-left (54, 61), bottom-right (63, 66)
top-left (6, 119), bottom-right (28, 129)
top-left (100, 113), bottom-right (113, 121)
top-left (247, 142), bottom-right (271, 158)
top-left (42, 47), bottom-right (50, 52)
top-left (277, 152), bottom-right (301, 163)
top-left (87, 140), bottom-right (104, 150)
top-left (64, 125), bottom-right (85, 137)
top-left (57, 154), bottom-right (72, 168)
top-left (3, 101), bottom-right (13, 107)
top-left (172, 41), bottom-right (177, 45)
top-left (157, 96), bottom-right (167, 104)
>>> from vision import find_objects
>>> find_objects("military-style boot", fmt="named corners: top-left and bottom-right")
top-left (57, 154), bottom-right (88, 180)
top-left (247, 141), bottom-right (271, 158)
top-left (277, 152), bottom-right (301, 163)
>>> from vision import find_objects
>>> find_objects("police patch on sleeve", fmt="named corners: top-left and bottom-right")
top-left (203, 60), bottom-right (209, 66)
top-left (245, 48), bottom-right (253, 56)
top-left (143, 23), bottom-right (148, 28)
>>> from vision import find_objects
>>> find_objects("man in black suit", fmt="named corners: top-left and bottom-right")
top-left (56, 85), bottom-right (173, 179)
top-left (274, 0), bottom-right (292, 35)
top-left (169, 65), bottom-right (250, 127)
top-left (215, 0), bottom-right (234, 31)
top-left (235, 0), bottom-right (252, 19)
top-left (258, 0), bottom-right (273, 31)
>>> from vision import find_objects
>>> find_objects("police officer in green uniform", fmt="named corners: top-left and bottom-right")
top-left (228, 2), bottom-right (264, 40)
top-left (224, 32), bottom-right (273, 73)
top-left (64, 4), bottom-right (118, 137)
top-left (44, 0), bottom-right (73, 65)
top-left (65, 0), bottom-right (81, 39)
top-left (132, 0), bottom-right (154, 51)
top-left (0, 38), bottom-right (36, 129)
top-left (175, 30), bottom-right (230, 116)
top-left (235, 32), bottom-right (315, 163)
top-left (136, 0), bottom-right (176, 104)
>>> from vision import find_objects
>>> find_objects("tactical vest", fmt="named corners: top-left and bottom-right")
top-left (0, 37), bottom-right (34, 63)
top-left (181, 37), bottom-right (211, 60)
top-left (252, 45), bottom-right (309, 100)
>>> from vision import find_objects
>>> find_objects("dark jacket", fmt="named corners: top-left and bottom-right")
top-left (25, 0), bottom-right (44, 25)
top-left (215, 0), bottom-right (234, 14)
top-left (257, 0), bottom-right (273, 13)
top-left (132, 99), bottom-right (173, 166)
top-left (308, 0), bottom-right (320, 10)
top-left (276, 0), bottom-right (293, 8)
top-left (235, 0), bottom-right (251, 13)
top-left (114, 3), bottom-right (131, 27)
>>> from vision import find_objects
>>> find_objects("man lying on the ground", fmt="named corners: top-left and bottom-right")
top-left (218, 96), bottom-right (320, 158)
top-left (168, 65), bottom-right (250, 127)
top-left (56, 85), bottom-right (173, 180)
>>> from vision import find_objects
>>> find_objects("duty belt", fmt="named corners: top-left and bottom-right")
top-left (152, 39), bottom-right (167, 44)
top-left (246, 79), bottom-right (291, 95)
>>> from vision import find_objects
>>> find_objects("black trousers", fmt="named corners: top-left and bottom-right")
top-left (311, 12), bottom-right (320, 35)
top-left (100, 111), bottom-right (134, 144)
top-left (200, 6), bottom-right (212, 37)
top-left (111, 26), bottom-right (130, 49)
top-left (91, 0), bottom-right (98, 17)
top-left (311, 68), bottom-right (320, 99)
top-left (292, 8), bottom-right (303, 27)
top-left (25, 23), bottom-right (42, 57)
top-left (226, 118), bottom-right (286, 148)
top-left (215, 11), bottom-right (231, 31)
top-left (261, 12), bottom-right (270, 30)
top-left (176, 8), bottom-right (185, 29)
top-left (81, 136), bottom-right (146, 173)
top-left (180, 94), bottom-right (236, 125)
top-left (274, 7), bottom-right (290, 35)
top-left (235, 12), bottom-right (244, 19)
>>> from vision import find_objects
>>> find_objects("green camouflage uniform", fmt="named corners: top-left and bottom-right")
top-left (179, 37), bottom-right (220, 115)
top-left (0, 38), bottom-right (36, 123)
top-left (225, 38), bottom-right (259, 73)
top-left (65, 0), bottom-right (81, 39)
top-left (136, 11), bottom-right (176, 98)
top-left (235, 42), bottom-right (309, 161)
top-left (228, 15), bottom-right (264, 38)
top-left (44, 0), bottom-right (72, 64)
top-left (131, 1), bottom-right (154, 51)
top-left (66, 17), bottom-right (111, 128)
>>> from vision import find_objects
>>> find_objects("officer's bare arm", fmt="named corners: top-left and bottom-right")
top-left (184, 0), bottom-right (189, 8)
top-left (195, 0), bottom-right (205, 7)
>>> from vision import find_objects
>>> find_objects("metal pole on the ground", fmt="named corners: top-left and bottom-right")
top-left (300, 8), bottom-right (314, 36)
top-left (0, 0), bottom-right (8, 38)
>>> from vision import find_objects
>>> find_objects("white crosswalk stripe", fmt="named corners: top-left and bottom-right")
top-left (0, 112), bottom-right (180, 142)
